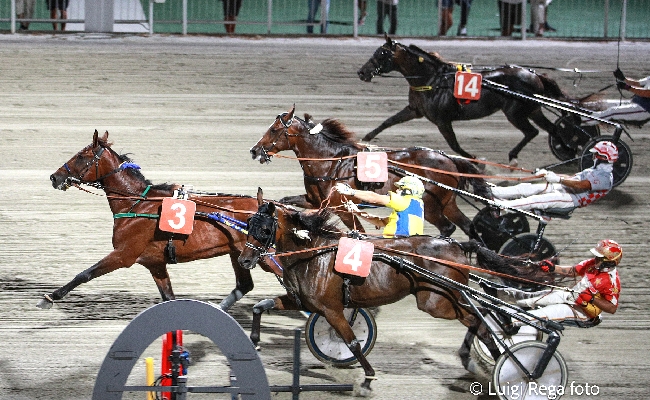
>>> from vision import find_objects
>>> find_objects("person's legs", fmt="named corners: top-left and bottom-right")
top-left (515, 304), bottom-right (590, 336)
top-left (388, 4), bottom-right (397, 34)
top-left (583, 102), bottom-right (650, 125)
top-left (376, 1), bottom-right (386, 34)
top-left (306, 0), bottom-right (319, 33)
top-left (457, 0), bottom-right (471, 35)
top-left (496, 191), bottom-right (575, 212)
top-left (439, 0), bottom-right (453, 36)
top-left (530, 0), bottom-right (545, 36)
top-left (491, 182), bottom-right (560, 200)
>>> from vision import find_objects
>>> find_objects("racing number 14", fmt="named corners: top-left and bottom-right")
top-left (454, 71), bottom-right (482, 101)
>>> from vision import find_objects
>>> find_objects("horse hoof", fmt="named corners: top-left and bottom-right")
top-left (353, 384), bottom-right (374, 397)
top-left (36, 295), bottom-right (53, 310)
top-left (509, 158), bottom-right (519, 168)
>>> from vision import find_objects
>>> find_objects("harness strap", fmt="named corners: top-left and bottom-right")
top-left (113, 213), bottom-right (159, 219)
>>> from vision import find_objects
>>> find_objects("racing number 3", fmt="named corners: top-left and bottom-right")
top-left (357, 152), bottom-right (388, 182)
top-left (454, 71), bottom-right (482, 101)
top-left (159, 197), bottom-right (196, 235)
top-left (334, 237), bottom-right (374, 278)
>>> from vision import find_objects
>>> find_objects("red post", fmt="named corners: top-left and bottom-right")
top-left (160, 330), bottom-right (183, 400)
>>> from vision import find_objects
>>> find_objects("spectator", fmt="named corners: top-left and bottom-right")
top-left (439, 0), bottom-right (453, 35)
top-left (307, 0), bottom-right (330, 34)
top-left (16, 0), bottom-right (36, 30)
top-left (457, 0), bottom-right (472, 36)
top-left (377, 0), bottom-right (398, 35)
top-left (46, 0), bottom-right (69, 31)
top-left (358, 0), bottom-right (368, 25)
top-left (223, 0), bottom-right (242, 34)
top-left (497, 0), bottom-right (522, 36)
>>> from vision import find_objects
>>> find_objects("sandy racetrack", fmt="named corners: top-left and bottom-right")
top-left (1, 35), bottom-right (649, 399)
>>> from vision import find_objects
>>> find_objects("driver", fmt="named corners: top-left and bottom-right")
top-left (583, 69), bottom-right (650, 126)
top-left (334, 176), bottom-right (425, 238)
top-left (482, 239), bottom-right (622, 332)
top-left (491, 140), bottom-right (616, 213)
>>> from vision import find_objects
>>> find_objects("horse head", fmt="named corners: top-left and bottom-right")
top-left (50, 130), bottom-right (114, 190)
top-left (357, 34), bottom-right (397, 82)
top-left (249, 105), bottom-right (299, 164)
top-left (238, 188), bottom-right (279, 269)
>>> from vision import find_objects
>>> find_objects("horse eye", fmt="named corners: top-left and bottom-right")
top-left (262, 228), bottom-right (272, 237)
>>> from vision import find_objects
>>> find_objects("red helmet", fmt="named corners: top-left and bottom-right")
top-left (590, 239), bottom-right (622, 266)
top-left (589, 141), bottom-right (618, 163)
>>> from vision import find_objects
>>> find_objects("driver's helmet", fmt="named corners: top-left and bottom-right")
top-left (395, 176), bottom-right (425, 198)
top-left (589, 141), bottom-right (619, 163)
top-left (590, 239), bottom-right (622, 266)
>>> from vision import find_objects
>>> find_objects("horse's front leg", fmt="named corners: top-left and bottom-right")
top-left (437, 121), bottom-right (476, 159)
top-left (362, 105), bottom-right (420, 141)
top-left (321, 310), bottom-right (376, 395)
top-left (36, 250), bottom-right (138, 309)
top-left (504, 111), bottom-right (541, 164)
top-left (250, 294), bottom-right (298, 348)
top-left (148, 263), bottom-right (175, 302)
top-left (219, 252), bottom-right (255, 311)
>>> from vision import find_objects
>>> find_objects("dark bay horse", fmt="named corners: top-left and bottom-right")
top-left (40, 130), bottom-right (273, 311)
top-left (249, 105), bottom-right (492, 239)
top-left (237, 190), bottom-right (540, 393)
top-left (357, 36), bottom-right (568, 165)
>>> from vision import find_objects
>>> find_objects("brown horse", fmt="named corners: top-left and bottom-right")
top-left (236, 190), bottom-right (539, 393)
top-left (357, 36), bottom-right (569, 165)
top-left (249, 105), bottom-right (491, 239)
top-left (40, 130), bottom-right (274, 311)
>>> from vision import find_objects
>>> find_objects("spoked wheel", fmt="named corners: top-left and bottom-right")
top-left (499, 233), bottom-right (556, 261)
top-left (550, 115), bottom-right (600, 161)
top-left (493, 341), bottom-right (568, 400)
top-left (581, 135), bottom-right (633, 187)
top-left (473, 207), bottom-right (530, 252)
top-left (305, 308), bottom-right (377, 367)
top-left (471, 314), bottom-right (543, 368)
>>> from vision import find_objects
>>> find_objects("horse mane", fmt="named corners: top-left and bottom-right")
top-left (286, 208), bottom-right (342, 240)
top-left (303, 114), bottom-right (364, 150)
top-left (103, 145), bottom-right (176, 191)
top-left (406, 45), bottom-right (452, 67)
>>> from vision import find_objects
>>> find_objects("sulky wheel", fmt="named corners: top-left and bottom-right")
top-left (550, 115), bottom-right (600, 161)
top-left (473, 207), bottom-right (530, 252)
top-left (305, 308), bottom-right (377, 367)
top-left (580, 135), bottom-right (633, 188)
top-left (493, 341), bottom-right (568, 400)
top-left (499, 233), bottom-right (556, 261)
top-left (471, 314), bottom-right (543, 369)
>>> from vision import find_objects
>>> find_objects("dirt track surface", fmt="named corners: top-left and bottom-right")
top-left (1, 35), bottom-right (649, 399)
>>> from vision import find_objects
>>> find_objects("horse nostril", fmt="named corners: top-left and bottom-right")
top-left (50, 174), bottom-right (56, 183)
top-left (250, 148), bottom-right (258, 159)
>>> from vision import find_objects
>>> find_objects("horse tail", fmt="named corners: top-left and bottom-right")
top-left (451, 157), bottom-right (493, 200)
top-left (460, 239), bottom-right (556, 290)
top-left (537, 73), bottom-right (569, 101)
top-left (460, 240), bottom-right (520, 276)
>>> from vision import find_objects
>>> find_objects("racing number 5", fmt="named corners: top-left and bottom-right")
top-left (357, 152), bottom-right (388, 183)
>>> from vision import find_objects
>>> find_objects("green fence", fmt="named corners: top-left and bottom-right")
top-left (1, 0), bottom-right (649, 38)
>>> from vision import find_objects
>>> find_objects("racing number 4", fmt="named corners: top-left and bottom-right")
top-left (159, 197), bottom-right (196, 235)
top-left (454, 71), bottom-right (482, 101)
top-left (334, 237), bottom-right (374, 278)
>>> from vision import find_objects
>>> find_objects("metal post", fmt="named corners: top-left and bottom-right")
top-left (267, 0), bottom-right (273, 34)
top-left (620, 0), bottom-right (627, 41)
top-left (149, 0), bottom-right (154, 34)
top-left (11, 0), bottom-right (16, 33)
top-left (353, 0), bottom-right (358, 38)
top-left (520, 0), bottom-right (527, 40)
top-left (182, 0), bottom-right (187, 35)
top-left (292, 328), bottom-right (301, 400)
top-left (320, 0), bottom-right (326, 34)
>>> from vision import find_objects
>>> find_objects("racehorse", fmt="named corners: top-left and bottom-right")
top-left (249, 105), bottom-right (492, 239)
top-left (237, 189), bottom-right (542, 393)
top-left (40, 130), bottom-right (273, 311)
top-left (357, 35), bottom-right (569, 165)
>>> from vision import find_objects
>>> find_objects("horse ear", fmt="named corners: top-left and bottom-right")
top-left (384, 33), bottom-right (391, 45)
top-left (256, 187), bottom-right (264, 206)
top-left (285, 105), bottom-right (295, 123)
top-left (92, 130), bottom-right (99, 147)
top-left (101, 130), bottom-right (109, 143)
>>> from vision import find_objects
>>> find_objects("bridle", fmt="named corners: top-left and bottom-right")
top-left (60, 144), bottom-right (142, 190)
top-left (257, 113), bottom-right (313, 163)
top-left (244, 210), bottom-right (278, 256)
top-left (367, 44), bottom-right (395, 77)
top-left (60, 145), bottom-right (106, 189)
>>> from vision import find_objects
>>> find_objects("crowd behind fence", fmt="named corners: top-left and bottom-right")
top-left (1, 0), bottom-right (649, 39)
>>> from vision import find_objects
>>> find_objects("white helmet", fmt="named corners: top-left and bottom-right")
top-left (589, 141), bottom-right (618, 163)
top-left (590, 239), bottom-right (623, 267)
top-left (395, 176), bottom-right (425, 198)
